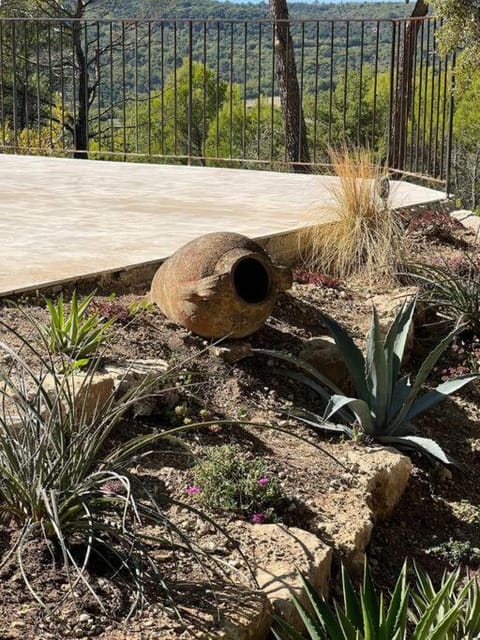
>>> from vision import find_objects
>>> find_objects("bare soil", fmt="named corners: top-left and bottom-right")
top-left (0, 208), bottom-right (480, 639)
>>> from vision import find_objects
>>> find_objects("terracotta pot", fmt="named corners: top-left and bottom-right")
top-left (151, 232), bottom-right (292, 338)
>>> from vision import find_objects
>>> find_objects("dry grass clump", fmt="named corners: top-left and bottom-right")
top-left (301, 147), bottom-right (404, 284)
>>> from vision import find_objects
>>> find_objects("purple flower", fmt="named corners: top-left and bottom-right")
top-left (251, 513), bottom-right (266, 524)
top-left (258, 477), bottom-right (269, 487)
top-left (186, 485), bottom-right (201, 495)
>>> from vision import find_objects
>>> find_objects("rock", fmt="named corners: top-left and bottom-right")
top-left (237, 523), bottom-right (332, 630)
top-left (41, 371), bottom-right (115, 424)
top-left (299, 336), bottom-right (351, 392)
top-left (103, 358), bottom-right (178, 416)
top-left (346, 446), bottom-right (413, 520)
top-left (213, 342), bottom-right (253, 363)
top-left (367, 287), bottom-right (423, 360)
top-left (310, 446), bottom-right (412, 573)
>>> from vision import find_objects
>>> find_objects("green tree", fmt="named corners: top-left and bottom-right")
top-left (432, 0), bottom-right (480, 93)
top-left (161, 59), bottom-right (227, 164)
top-left (1, 1), bottom-right (126, 158)
top-left (117, 60), bottom-right (227, 164)
top-left (451, 66), bottom-right (480, 209)
top-left (205, 86), bottom-right (284, 168)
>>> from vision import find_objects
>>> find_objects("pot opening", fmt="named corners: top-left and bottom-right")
top-left (233, 256), bottom-right (270, 304)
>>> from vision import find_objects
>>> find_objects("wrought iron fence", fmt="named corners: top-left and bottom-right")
top-left (0, 16), bottom-right (455, 188)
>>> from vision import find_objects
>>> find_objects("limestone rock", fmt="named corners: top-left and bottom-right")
top-left (299, 335), bottom-right (351, 392)
top-left (104, 358), bottom-right (177, 416)
top-left (345, 446), bottom-right (413, 520)
top-left (236, 522), bottom-right (332, 629)
top-left (41, 371), bottom-right (115, 424)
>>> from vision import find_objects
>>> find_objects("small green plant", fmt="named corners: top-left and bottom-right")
top-left (42, 290), bottom-right (115, 365)
top-left (191, 444), bottom-right (286, 523)
top-left (426, 538), bottom-right (480, 567)
top-left (255, 297), bottom-right (479, 466)
top-left (273, 561), bottom-right (480, 640)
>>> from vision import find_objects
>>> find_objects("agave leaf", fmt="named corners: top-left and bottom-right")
top-left (360, 562), bottom-right (380, 640)
top-left (318, 312), bottom-right (370, 403)
top-left (378, 435), bottom-right (455, 467)
top-left (404, 373), bottom-right (480, 422)
top-left (341, 563), bottom-right (363, 631)
top-left (384, 297), bottom-right (416, 401)
top-left (365, 306), bottom-right (388, 430)
top-left (386, 377), bottom-right (412, 425)
top-left (252, 349), bottom-right (343, 394)
top-left (381, 560), bottom-right (409, 640)
top-left (412, 569), bottom-right (462, 640)
top-left (271, 616), bottom-right (307, 640)
top-left (284, 407), bottom-right (354, 438)
top-left (389, 323), bottom-right (465, 432)
top-left (334, 601), bottom-right (361, 639)
top-left (300, 573), bottom-right (344, 640)
top-left (324, 395), bottom-right (374, 435)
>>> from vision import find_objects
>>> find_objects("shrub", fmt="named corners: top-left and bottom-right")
top-left (273, 560), bottom-right (480, 640)
top-left (406, 255), bottom-right (480, 335)
top-left (301, 146), bottom-right (404, 283)
top-left (255, 297), bottom-right (479, 466)
top-left (192, 444), bottom-right (286, 523)
top-left (41, 291), bottom-right (115, 366)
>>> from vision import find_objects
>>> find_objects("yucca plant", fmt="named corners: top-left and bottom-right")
top-left (273, 562), bottom-right (410, 640)
top-left (273, 561), bottom-right (480, 640)
top-left (41, 290), bottom-right (115, 366)
top-left (0, 319), bottom-right (244, 616)
top-left (255, 297), bottom-right (479, 465)
top-left (301, 146), bottom-right (404, 284)
top-left (406, 258), bottom-right (480, 335)
top-left (411, 564), bottom-right (480, 639)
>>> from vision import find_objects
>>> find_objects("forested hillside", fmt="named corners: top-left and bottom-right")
top-left (103, 0), bottom-right (411, 21)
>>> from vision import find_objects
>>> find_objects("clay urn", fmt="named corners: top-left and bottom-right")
top-left (151, 232), bottom-right (292, 338)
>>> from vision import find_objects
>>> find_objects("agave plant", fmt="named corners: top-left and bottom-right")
top-left (41, 290), bottom-right (116, 366)
top-left (272, 560), bottom-right (480, 640)
top-left (255, 297), bottom-right (479, 465)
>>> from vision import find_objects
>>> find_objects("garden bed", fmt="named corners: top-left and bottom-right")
top-left (0, 207), bottom-right (480, 639)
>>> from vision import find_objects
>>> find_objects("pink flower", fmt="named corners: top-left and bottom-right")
top-left (186, 485), bottom-right (201, 495)
top-left (251, 513), bottom-right (266, 524)
top-left (258, 477), bottom-right (269, 486)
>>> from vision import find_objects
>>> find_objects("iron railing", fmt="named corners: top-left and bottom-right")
top-left (0, 17), bottom-right (455, 188)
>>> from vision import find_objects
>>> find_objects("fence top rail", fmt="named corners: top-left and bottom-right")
top-left (0, 15), bottom-right (436, 26)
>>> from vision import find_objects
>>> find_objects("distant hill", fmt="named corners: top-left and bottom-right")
top-left (104, 0), bottom-right (411, 20)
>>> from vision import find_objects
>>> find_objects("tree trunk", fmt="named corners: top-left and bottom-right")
top-left (72, 11), bottom-right (88, 158)
top-left (388, 0), bottom-right (429, 172)
top-left (269, 0), bottom-right (311, 173)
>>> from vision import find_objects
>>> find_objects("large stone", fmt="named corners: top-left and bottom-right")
top-left (236, 522), bottom-right (332, 629)
top-left (310, 445), bottom-right (412, 573)
top-left (104, 358), bottom-right (177, 416)
top-left (299, 335), bottom-right (351, 392)
top-left (345, 446), bottom-right (413, 520)
top-left (41, 371), bottom-right (115, 424)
